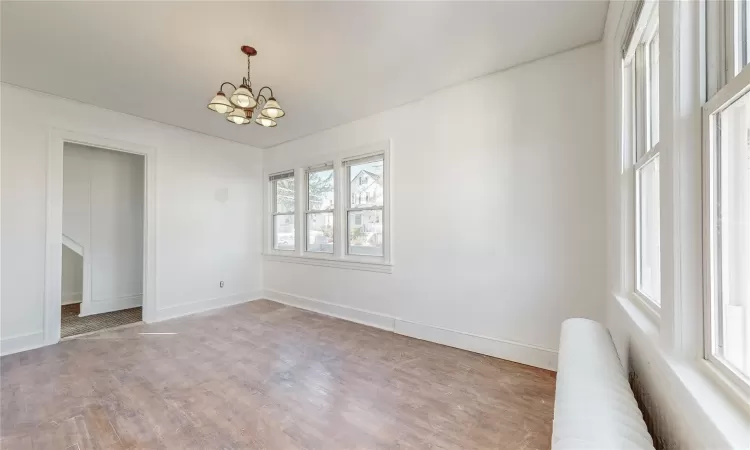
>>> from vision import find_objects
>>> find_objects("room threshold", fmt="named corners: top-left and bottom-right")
top-left (60, 304), bottom-right (143, 339)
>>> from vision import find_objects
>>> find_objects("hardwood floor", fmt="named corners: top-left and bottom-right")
top-left (1, 300), bottom-right (556, 449)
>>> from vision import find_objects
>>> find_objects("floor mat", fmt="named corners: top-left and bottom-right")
top-left (61, 303), bottom-right (142, 338)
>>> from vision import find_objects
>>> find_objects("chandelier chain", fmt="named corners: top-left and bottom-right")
top-left (247, 56), bottom-right (253, 88)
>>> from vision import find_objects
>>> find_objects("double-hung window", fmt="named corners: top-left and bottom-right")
top-left (265, 142), bottom-right (391, 270)
top-left (345, 155), bottom-right (384, 257)
top-left (704, 0), bottom-right (750, 391)
top-left (306, 165), bottom-right (334, 253)
top-left (270, 171), bottom-right (295, 251)
top-left (623, 1), bottom-right (661, 308)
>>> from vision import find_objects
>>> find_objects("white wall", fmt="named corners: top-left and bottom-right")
top-left (263, 43), bottom-right (606, 370)
top-left (62, 143), bottom-right (145, 314)
top-left (1, 83), bottom-right (264, 353)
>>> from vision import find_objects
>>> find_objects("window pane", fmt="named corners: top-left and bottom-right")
top-left (273, 214), bottom-right (295, 251)
top-left (308, 169), bottom-right (334, 211)
top-left (275, 178), bottom-right (295, 213)
top-left (649, 30), bottom-right (659, 147)
top-left (715, 92), bottom-right (750, 379)
top-left (348, 210), bottom-right (383, 256)
top-left (349, 159), bottom-right (383, 208)
top-left (307, 212), bottom-right (333, 253)
top-left (637, 156), bottom-right (661, 303)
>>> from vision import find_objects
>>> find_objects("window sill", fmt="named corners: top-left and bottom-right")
top-left (614, 294), bottom-right (750, 448)
top-left (263, 253), bottom-right (393, 274)
top-left (631, 290), bottom-right (661, 324)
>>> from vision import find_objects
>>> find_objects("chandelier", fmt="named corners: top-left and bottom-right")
top-left (207, 45), bottom-right (285, 127)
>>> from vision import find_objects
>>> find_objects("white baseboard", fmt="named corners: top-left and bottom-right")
top-left (263, 289), bottom-right (558, 371)
top-left (62, 292), bottom-right (82, 305)
top-left (1, 331), bottom-right (45, 356)
top-left (155, 291), bottom-right (262, 322)
top-left (80, 294), bottom-right (142, 316)
top-left (266, 289), bottom-right (397, 331)
top-left (394, 319), bottom-right (557, 371)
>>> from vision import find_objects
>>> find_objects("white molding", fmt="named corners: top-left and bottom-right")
top-left (62, 292), bottom-right (83, 305)
top-left (613, 293), bottom-right (750, 448)
top-left (154, 291), bottom-right (263, 322)
top-left (263, 289), bottom-right (558, 371)
top-left (0, 331), bottom-right (45, 356)
top-left (266, 289), bottom-right (397, 330)
top-left (80, 294), bottom-right (142, 317)
top-left (394, 319), bottom-right (558, 371)
top-left (45, 128), bottom-right (158, 347)
top-left (62, 234), bottom-right (83, 256)
top-left (263, 253), bottom-right (393, 274)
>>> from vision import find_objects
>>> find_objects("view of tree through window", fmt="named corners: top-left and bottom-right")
top-left (273, 176), bottom-right (295, 251)
top-left (307, 169), bottom-right (334, 253)
top-left (275, 178), bottom-right (295, 212)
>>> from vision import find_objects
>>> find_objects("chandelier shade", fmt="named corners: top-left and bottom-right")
top-left (227, 108), bottom-right (251, 125)
top-left (207, 92), bottom-right (235, 114)
top-left (255, 115), bottom-right (277, 127)
top-left (207, 45), bottom-right (284, 129)
top-left (261, 97), bottom-right (285, 118)
top-left (230, 85), bottom-right (256, 109)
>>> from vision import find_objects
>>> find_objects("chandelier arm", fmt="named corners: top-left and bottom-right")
top-left (220, 82), bottom-right (237, 93)
top-left (256, 86), bottom-right (274, 100)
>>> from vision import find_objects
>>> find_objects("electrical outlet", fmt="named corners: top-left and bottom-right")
top-left (219, 281), bottom-right (224, 288)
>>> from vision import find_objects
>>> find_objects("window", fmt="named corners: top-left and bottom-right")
top-left (731, 0), bottom-right (750, 75)
top-left (306, 166), bottom-right (334, 253)
top-left (265, 142), bottom-right (390, 269)
top-left (624, 1), bottom-right (661, 307)
top-left (704, 0), bottom-right (750, 392)
top-left (271, 171), bottom-right (295, 251)
top-left (346, 156), bottom-right (384, 257)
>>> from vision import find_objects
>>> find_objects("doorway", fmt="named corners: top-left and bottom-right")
top-left (60, 143), bottom-right (145, 338)
top-left (44, 130), bottom-right (156, 346)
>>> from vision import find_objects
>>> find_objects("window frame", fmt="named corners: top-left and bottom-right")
top-left (263, 140), bottom-right (392, 272)
top-left (344, 154), bottom-right (385, 257)
top-left (270, 171), bottom-right (296, 252)
top-left (702, 58), bottom-right (750, 397)
top-left (613, 0), bottom-right (750, 422)
top-left (304, 163), bottom-right (335, 254)
top-left (624, 0), bottom-right (662, 312)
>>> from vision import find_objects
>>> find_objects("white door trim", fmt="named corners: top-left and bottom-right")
top-left (45, 129), bottom-right (158, 346)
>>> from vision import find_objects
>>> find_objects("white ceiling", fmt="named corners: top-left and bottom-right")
top-left (1, 1), bottom-right (608, 149)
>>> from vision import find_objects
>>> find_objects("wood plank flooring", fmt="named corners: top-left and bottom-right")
top-left (1, 300), bottom-right (556, 449)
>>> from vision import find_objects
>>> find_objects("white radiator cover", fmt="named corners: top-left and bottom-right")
top-left (552, 318), bottom-right (654, 449)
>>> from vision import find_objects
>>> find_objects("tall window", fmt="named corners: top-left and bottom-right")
top-left (624, 2), bottom-right (661, 307)
top-left (345, 156), bottom-right (384, 257)
top-left (306, 166), bottom-right (334, 253)
top-left (271, 171), bottom-right (295, 251)
top-left (705, 0), bottom-right (750, 389)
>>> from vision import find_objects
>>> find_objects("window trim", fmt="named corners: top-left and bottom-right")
top-left (624, 0), bottom-right (662, 310)
top-left (263, 140), bottom-right (392, 272)
top-left (612, 0), bottom-right (750, 428)
top-left (304, 163), bottom-right (335, 254)
top-left (344, 153), bottom-right (386, 258)
top-left (702, 62), bottom-right (750, 397)
top-left (270, 171), bottom-right (296, 252)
